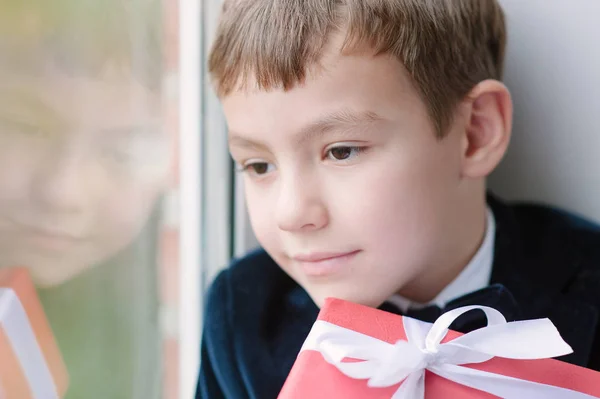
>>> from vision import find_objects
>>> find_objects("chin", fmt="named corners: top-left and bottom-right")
top-left (307, 287), bottom-right (388, 309)
top-left (28, 264), bottom-right (90, 288)
top-left (29, 271), bottom-right (72, 288)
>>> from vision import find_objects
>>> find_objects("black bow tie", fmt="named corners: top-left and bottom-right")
top-left (379, 284), bottom-right (521, 333)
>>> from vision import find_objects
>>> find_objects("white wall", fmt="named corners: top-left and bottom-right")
top-left (489, 0), bottom-right (600, 223)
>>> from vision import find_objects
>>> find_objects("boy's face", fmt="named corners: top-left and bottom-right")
top-left (0, 67), bottom-right (169, 287)
top-left (225, 48), bottom-right (471, 308)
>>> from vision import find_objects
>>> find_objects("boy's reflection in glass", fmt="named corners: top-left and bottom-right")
top-left (0, 69), bottom-right (168, 287)
top-left (0, 1), bottom-right (169, 397)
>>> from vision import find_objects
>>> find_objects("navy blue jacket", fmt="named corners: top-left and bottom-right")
top-left (196, 195), bottom-right (600, 398)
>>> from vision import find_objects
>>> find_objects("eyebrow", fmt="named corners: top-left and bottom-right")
top-left (0, 87), bottom-right (59, 121)
top-left (228, 108), bottom-right (385, 150)
top-left (101, 124), bottom-right (162, 138)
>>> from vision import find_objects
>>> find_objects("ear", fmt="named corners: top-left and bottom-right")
top-left (460, 80), bottom-right (513, 179)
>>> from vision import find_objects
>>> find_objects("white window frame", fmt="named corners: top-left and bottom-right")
top-left (180, 0), bottom-right (256, 395)
top-left (178, 0), bottom-right (202, 398)
top-left (179, 0), bottom-right (233, 398)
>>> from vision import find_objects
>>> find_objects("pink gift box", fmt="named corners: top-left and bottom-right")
top-left (0, 268), bottom-right (69, 399)
top-left (279, 298), bottom-right (600, 398)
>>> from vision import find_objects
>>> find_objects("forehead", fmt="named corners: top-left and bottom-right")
top-left (0, 66), bottom-right (161, 126)
top-left (222, 50), bottom-right (426, 136)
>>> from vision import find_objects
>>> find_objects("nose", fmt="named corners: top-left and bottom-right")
top-left (275, 172), bottom-right (329, 232)
top-left (31, 149), bottom-right (94, 214)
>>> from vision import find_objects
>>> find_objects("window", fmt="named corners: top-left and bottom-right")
top-left (0, 1), bottom-right (197, 398)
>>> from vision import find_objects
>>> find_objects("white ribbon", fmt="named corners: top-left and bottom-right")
top-left (0, 288), bottom-right (59, 399)
top-left (300, 305), bottom-right (598, 399)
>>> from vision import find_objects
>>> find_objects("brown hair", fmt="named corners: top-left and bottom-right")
top-left (0, 0), bottom-right (163, 91)
top-left (208, 0), bottom-right (506, 137)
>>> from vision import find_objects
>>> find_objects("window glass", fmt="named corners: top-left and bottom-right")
top-left (0, 1), bottom-right (181, 397)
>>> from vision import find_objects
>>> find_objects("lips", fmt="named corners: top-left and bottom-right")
top-left (21, 230), bottom-right (84, 252)
top-left (292, 250), bottom-right (361, 277)
top-left (4, 221), bottom-right (86, 253)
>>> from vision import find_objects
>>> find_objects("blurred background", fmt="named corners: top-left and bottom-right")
top-left (1, 0), bottom-right (598, 398)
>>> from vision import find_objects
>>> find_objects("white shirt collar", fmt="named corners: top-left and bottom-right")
top-left (387, 207), bottom-right (496, 313)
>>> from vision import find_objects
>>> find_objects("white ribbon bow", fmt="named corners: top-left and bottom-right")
top-left (300, 305), bottom-right (598, 399)
top-left (0, 288), bottom-right (59, 399)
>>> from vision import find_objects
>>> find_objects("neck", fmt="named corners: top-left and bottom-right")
top-left (398, 189), bottom-right (488, 304)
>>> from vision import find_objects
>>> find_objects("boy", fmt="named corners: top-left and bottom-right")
top-left (198, 1), bottom-right (600, 398)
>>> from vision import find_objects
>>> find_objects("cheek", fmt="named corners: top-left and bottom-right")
top-left (245, 186), bottom-right (277, 248)
top-left (344, 174), bottom-right (436, 245)
top-left (0, 150), bottom-right (37, 201)
top-left (94, 183), bottom-right (162, 241)
top-left (335, 148), bottom-right (458, 255)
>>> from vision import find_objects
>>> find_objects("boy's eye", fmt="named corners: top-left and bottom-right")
top-left (0, 118), bottom-right (45, 137)
top-left (326, 145), bottom-right (364, 161)
top-left (242, 161), bottom-right (275, 175)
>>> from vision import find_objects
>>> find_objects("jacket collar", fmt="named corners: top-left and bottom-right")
top-left (488, 193), bottom-right (598, 366)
